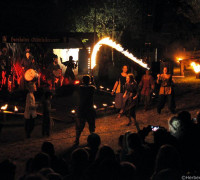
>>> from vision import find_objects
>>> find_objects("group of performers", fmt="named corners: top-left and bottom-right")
top-left (0, 47), bottom-right (77, 91)
top-left (112, 65), bottom-right (175, 126)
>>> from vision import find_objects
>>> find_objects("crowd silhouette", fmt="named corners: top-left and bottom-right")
top-left (0, 110), bottom-right (200, 180)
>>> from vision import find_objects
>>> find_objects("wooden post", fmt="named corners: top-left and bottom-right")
top-left (180, 61), bottom-right (184, 76)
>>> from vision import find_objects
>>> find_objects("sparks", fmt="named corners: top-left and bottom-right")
top-left (91, 37), bottom-right (149, 69)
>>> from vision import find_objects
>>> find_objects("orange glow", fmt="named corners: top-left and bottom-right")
top-left (1, 104), bottom-right (8, 110)
top-left (14, 106), bottom-right (18, 112)
top-left (71, 109), bottom-right (76, 114)
top-left (176, 57), bottom-right (183, 62)
top-left (74, 80), bottom-right (80, 85)
top-left (191, 62), bottom-right (200, 73)
top-left (91, 37), bottom-right (149, 69)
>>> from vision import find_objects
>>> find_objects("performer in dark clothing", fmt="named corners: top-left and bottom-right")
top-left (21, 52), bottom-right (34, 71)
top-left (139, 70), bottom-right (155, 111)
top-left (111, 65), bottom-right (128, 109)
top-left (157, 67), bottom-right (176, 114)
top-left (118, 73), bottom-right (139, 126)
top-left (63, 56), bottom-right (77, 80)
top-left (74, 75), bottom-right (96, 145)
top-left (47, 56), bottom-right (62, 90)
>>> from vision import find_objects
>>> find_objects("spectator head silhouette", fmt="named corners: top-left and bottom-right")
top-left (152, 168), bottom-right (181, 180)
top-left (41, 141), bottom-right (55, 157)
top-left (0, 159), bottom-right (16, 180)
top-left (47, 172), bottom-right (63, 180)
top-left (127, 133), bottom-right (142, 149)
top-left (32, 153), bottom-right (50, 172)
top-left (120, 162), bottom-right (136, 180)
top-left (39, 168), bottom-right (54, 178)
top-left (87, 133), bottom-right (101, 149)
top-left (24, 173), bottom-right (46, 180)
top-left (71, 148), bottom-right (89, 168)
top-left (96, 145), bottom-right (116, 161)
top-left (177, 111), bottom-right (192, 127)
top-left (154, 144), bottom-right (181, 174)
top-left (82, 75), bottom-right (90, 85)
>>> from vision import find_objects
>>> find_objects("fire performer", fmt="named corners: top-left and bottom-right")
top-left (74, 75), bottom-right (96, 145)
top-left (24, 83), bottom-right (37, 138)
top-left (111, 65), bottom-right (128, 110)
top-left (139, 70), bottom-right (155, 111)
top-left (157, 67), bottom-right (176, 114)
top-left (63, 56), bottom-right (77, 81)
top-left (117, 73), bottom-right (138, 126)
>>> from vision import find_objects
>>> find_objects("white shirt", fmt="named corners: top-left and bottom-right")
top-left (24, 92), bottom-right (37, 119)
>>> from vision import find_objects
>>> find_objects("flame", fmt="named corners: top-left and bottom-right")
top-left (176, 57), bottom-right (183, 62)
top-left (14, 106), bottom-right (18, 112)
top-left (191, 62), bottom-right (200, 73)
top-left (91, 37), bottom-right (149, 69)
top-left (1, 104), bottom-right (8, 110)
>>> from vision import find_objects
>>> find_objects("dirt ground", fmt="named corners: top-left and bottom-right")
top-left (0, 70), bottom-right (200, 179)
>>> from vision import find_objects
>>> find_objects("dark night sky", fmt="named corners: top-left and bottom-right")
top-left (0, 0), bottom-right (69, 33)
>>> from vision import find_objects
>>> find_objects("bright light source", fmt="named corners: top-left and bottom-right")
top-left (14, 106), bottom-right (18, 112)
top-left (93, 105), bottom-right (97, 109)
top-left (103, 104), bottom-right (108, 107)
top-left (74, 80), bottom-right (80, 85)
top-left (112, 101), bottom-right (115, 105)
top-left (176, 57), bottom-right (183, 62)
top-left (106, 88), bottom-right (110, 91)
top-left (91, 37), bottom-right (149, 69)
top-left (191, 62), bottom-right (200, 73)
top-left (71, 109), bottom-right (76, 114)
top-left (1, 104), bottom-right (8, 110)
top-left (100, 86), bottom-right (104, 89)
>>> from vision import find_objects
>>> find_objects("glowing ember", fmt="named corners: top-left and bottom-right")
top-left (106, 88), bottom-right (110, 91)
top-left (191, 62), bottom-right (200, 73)
top-left (1, 104), bottom-right (8, 110)
top-left (14, 106), bottom-right (18, 112)
top-left (112, 101), bottom-right (115, 105)
top-left (103, 103), bottom-right (108, 107)
top-left (100, 86), bottom-right (104, 89)
top-left (91, 37), bottom-right (149, 69)
top-left (93, 105), bottom-right (97, 109)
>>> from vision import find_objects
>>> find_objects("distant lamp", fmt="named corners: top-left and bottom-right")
top-left (14, 106), bottom-right (18, 112)
top-left (103, 104), bottom-right (107, 107)
top-left (71, 109), bottom-right (76, 114)
top-left (93, 105), bottom-right (97, 109)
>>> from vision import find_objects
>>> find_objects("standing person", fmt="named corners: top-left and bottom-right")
top-left (111, 65), bottom-right (128, 110)
top-left (118, 74), bottom-right (138, 126)
top-left (157, 67), bottom-right (176, 114)
top-left (24, 83), bottom-right (37, 138)
top-left (42, 91), bottom-right (53, 137)
top-left (139, 70), bottom-right (155, 111)
top-left (47, 55), bottom-right (63, 90)
top-left (63, 56), bottom-right (77, 81)
top-left (74, 75), bottom-right (96, 145)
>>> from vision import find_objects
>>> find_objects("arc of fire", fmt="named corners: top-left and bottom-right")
top-left (91, 37), bottom-right (150, 70)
